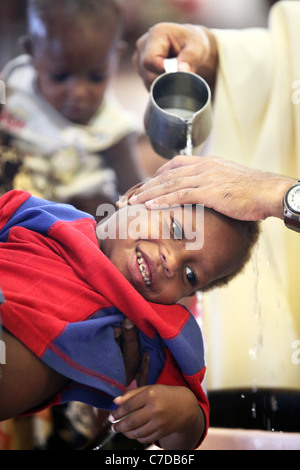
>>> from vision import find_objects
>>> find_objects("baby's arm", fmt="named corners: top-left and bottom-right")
top-left (0, 329), bottom-right (68, 421)
top-left (0, 318), bottom-right (143, 421)
top-left (108, 384), bottom-right (205, 450)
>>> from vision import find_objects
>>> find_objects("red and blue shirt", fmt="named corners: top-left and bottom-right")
top-left (0, 190), bottom-right (209, 437)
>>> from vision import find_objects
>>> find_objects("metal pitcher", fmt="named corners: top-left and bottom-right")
top-left (144, 64), bottom-right (212, 159)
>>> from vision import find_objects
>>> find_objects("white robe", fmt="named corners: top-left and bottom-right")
top-left (202, 1), bottom-right (300, 391)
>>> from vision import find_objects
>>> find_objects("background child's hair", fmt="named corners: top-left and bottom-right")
top-left (27, 0), bottom-right (125, 39)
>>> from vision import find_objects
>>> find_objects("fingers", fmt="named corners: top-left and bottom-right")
top-left (124, 156), bottom-right (227, 207)
top-left (133, 30), bottom-right (165, 74)
top-left (132, 27), bottom-right (168, 90)
top-left (132, 23), bottom-right (208, 90)
top-left (176, 25), bottom-right (211, 72)
top-left (153, 155), bottom-right (202, 176)
top-left (109, 409), bottom-right (160, 444)
top-left (113, 417), bottom-right (160, 444)
top-left (128, 156), bottom-right (206, 202)
top-left (116, 182), bottom-right (145, 208)
top-left (128, 171), bottom-right (205, 207)
top-left (108, 387), bottom-right (147, 428)
top-left (108, 387), bottom-right (160, 443)
top-left (133, 21), bottom-right (215, 92)
top-left (143, 188), bottom-right (205, 210)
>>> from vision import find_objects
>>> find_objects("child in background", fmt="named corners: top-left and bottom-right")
top-left (0, 0), bottom-right (144, 214)
top-left (0, 189), bottom-right (260, 449)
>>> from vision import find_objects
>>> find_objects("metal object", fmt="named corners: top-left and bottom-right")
top-left (144, 61), bottom-right (212, 158)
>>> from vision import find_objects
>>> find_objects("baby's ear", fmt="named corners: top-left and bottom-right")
top-left (18, 35), bottom-right (33, 55)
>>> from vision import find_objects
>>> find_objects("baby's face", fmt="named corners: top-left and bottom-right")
top-left (98, 205), bottom-right (242, 304)
top-left (31, 19), bottom-right (121, 125)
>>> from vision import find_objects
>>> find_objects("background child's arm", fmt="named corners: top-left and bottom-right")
top-left (108, 384), bottom-right (206, 450)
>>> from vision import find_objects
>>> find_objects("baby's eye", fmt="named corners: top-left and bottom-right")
top-left (89, 72), bottom-right (107, 83)
top-left (51, 72), bottom-right (70, 82)
top-left (172, 218), bottom-right (183, 240)
top-left (185, 266), bottom-right (197, 287)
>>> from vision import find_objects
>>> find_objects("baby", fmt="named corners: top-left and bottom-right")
top-left (0, 0), bottom-right (143, 213)
top-left (98, 199), bottom-right (259, 303)
top-left (0, 190), bottom-right (259, 449)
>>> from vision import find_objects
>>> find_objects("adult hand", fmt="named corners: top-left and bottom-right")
top-left (132, 22), bottom-right (218, 91)
top-left (127, 155), bottom-right (296, 222)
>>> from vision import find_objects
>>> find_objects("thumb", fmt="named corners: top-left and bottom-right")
top-left (177, 58), bottom-right (192, 72)
top-left (113, 385), bottom-right (149, 406)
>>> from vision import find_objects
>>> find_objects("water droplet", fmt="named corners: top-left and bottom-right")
top-left (251, 402), bottom-right (257, 419)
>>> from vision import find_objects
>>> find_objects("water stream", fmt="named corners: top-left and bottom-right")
top-left (180, 120), bottom-right (193, 156)
top-left (162, 107), bottom-right (194, 156)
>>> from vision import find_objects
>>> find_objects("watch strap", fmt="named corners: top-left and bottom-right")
top-left (284, 214), bottom-right (300, 232)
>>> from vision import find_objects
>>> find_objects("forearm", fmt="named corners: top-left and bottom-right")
top-left (266, 175), bottom-right (297, 220)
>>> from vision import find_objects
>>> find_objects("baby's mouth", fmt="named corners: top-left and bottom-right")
top-left (136, 250), bottom-right (151, 288)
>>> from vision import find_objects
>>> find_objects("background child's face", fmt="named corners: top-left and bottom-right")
top-left (99, 205), bottom-right (243, 305)
top-left (31, 18), bottom-right (121, 125)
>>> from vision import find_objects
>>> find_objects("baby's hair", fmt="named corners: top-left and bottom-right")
top-left (201, 212), bottom-right (261, 292)
top-left (27, 0), bottom-right (124, 40)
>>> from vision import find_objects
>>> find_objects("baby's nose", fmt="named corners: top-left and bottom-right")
top-left (160, 250), bottom-right (180, 278)
top-left (69, 78), bottom-right (89, 98)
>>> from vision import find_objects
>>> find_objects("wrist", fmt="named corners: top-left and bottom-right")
top-left (283, 179), bottom-right (300, 231)
top-left (272, 177), bottom-right (297, 220)
top-left (175, 390), bottom-right (206, 449)
top-left (197, 26), bottom-right (219, 93)
top-left (183, 24), bottom-right (218, 92)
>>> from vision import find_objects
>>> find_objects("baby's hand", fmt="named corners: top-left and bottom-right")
top-left (108, 385), bottom-right (203, 449)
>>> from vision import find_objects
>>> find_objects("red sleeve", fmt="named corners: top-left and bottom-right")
top-left (0, 190), bottom-right (31, 231)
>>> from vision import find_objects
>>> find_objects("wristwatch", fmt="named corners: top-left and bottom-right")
top-left (284, 181), bottom-right (300, 232)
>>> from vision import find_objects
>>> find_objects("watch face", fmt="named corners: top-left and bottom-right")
top-left (286, 185), bottom-right (300, 214)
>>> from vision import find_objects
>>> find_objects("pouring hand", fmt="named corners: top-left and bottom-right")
top-left (132, 23), bottom-right (218, 91)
